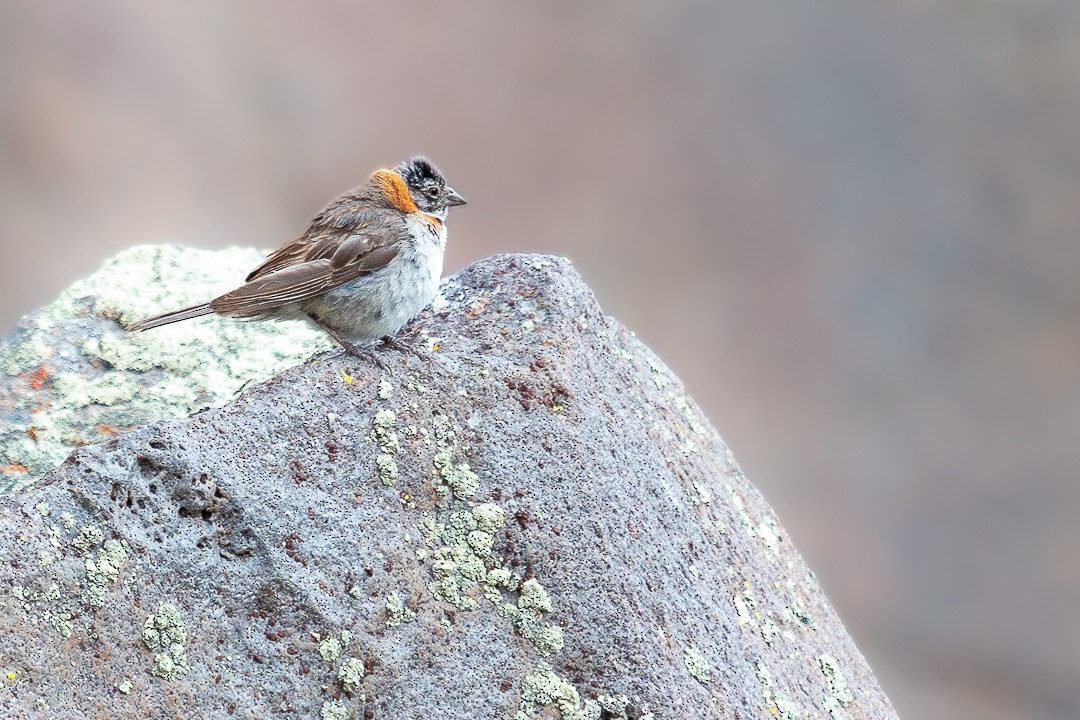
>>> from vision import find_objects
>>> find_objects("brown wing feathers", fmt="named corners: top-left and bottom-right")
top-left (125, 302), bottom-right (214, 331)
top-left (210, 260), bottom-right (336, 317)
top-left (130, 168), bottom-right (411, 331)
top-left (210, 226), bottom-right (401, 318)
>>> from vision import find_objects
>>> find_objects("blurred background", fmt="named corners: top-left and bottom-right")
top-left (2, 2), bottom-right (1078, 717)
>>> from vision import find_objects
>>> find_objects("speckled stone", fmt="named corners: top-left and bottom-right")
top-left (0, 250), bottom-right (898, 719)
top-left (0, 245), bottom-right (334, 492)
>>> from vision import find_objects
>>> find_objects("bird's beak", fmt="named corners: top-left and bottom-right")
top-left (446, 188), bottom-right (467, 207)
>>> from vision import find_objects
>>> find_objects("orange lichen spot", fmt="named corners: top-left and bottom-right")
top-left (28, 365), bottom-right (49, 390)
top-left (26, 427), bottom-right (38, 441)
top-left (95, 424), bottom-right (118, 435)
top-left (0, 464), bottom-right (28, 474)
top-left (371, 169), bottom-right (419, 213)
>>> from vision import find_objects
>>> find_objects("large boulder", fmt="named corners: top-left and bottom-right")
top-left (0, 249), bottom-right (898, 718)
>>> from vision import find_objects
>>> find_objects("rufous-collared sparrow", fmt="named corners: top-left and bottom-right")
top-left (128, 156), bottom-right (466, 355)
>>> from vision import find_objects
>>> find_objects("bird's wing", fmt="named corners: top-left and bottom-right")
top-left (246, 206), bottom-right (379, 281)
top-left (212, 226), bottom-right (402, 317)
top-left (245, 245), bottom-right (306, 281)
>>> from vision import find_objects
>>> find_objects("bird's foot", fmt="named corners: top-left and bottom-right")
top-left (378, 334), bottom-right (428, 360)
top-left (340, 342), bottom-right (389, 371)
top-left (307, 313), bottom-right (390, 370)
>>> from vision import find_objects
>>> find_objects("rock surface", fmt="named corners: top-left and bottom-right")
top-left (0, 249), bottom-right (899, 718)
top-left (0, 244), bottom-right (334, 493)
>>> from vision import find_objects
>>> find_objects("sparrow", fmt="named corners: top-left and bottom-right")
top-left (127, 156), bottom-right (466, 356)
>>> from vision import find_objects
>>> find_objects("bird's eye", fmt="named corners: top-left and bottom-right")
top-left (425, 187), bottom-right (440, 198)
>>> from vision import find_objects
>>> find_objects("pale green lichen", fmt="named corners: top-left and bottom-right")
top-left (425, 509), bottom-right (490, 611)
top-left (0, 335), bottom-right (52, 375)
top-left (385, 593), bottom-right (416, 627)
top-left (588, 694), bottom-right (654, 720)
top-left (52, 373), bottom-right (140, 407)
top-left (319, 636), bottom-right (343, 662)
top-left (432, 448), bottom-right (479, 500)
top-left (498, 603), bottom-right (565, 656)
top-left (733, 584), bottom-right (759, 626)
top-left (429, 574), bottom-right (479, 611)
top-left (10, 581), bottom-right (71, 638)
top-left (784, 598), bottom-right (815, 627)
top-left (518, 579), bottom-right (553, 614)
top-left (54, 613), bottom-right (74, 638)
top-left (726, 485), bottom-right (756, 535)
top-left (472, 503), bottom-right (506, 532)
top-left (431, 414), bottom-right (478, 499)
top-left (515, 665), bottom-right (588, 720)
top-left (369, 409), bottom-right (400, 487)
top-left (514, 613), bottom-right (565, 656)
top-left (760, 618), bottom-right (780, 646)
top-left (690, 480), bottom-right (712, 506)
top-left (419, 516), bottom-right (443, 545)
top-left (117, 679), bottom-right (133, 694)
top-left (671, 393), bottom-right (707, 435)
top-left (755, 662), bottom-right (801, 719)
top-left (370, 410), bottom-right (399, 452)
top-left (143, 603), bottom-right (190, 679)
top-left (645, 354), bottom-right (672, 389)
top-left (320, 700), bottom-right (349, 720)
top-left (818, 654), bottom-right (854, 716)
top-left (756, 519), bottom-right (782, 562)
top-left (70, 523), bottom-right (129, 606)
top-left (83, 538), bottom-right (128, 607)
top-left (466, 529), bottom-right (494, 556)
top-left (486, 568), bottom-right (514, 588)
top-left (683, 644), bottom-right (711, 684)
top-left (375, 454), bottom-right (399, 486)
top-left (423, 503), bottom-right (562, 655)
top-left (484, 567), bottom-right (516, 604)
top-left (483, 584), bottom-right (503, 604)
top-left (72, 525), bottom-right (103, 554)
top-left (377, 379), bottom-right (393, 400)
top-left (338, 657), bottom-right (366, 694)
top-left (1, 245), bottom-right (334, 491)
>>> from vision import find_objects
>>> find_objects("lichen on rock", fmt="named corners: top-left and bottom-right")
top-left (0, 249), bottom-right (898, 718)
top-left (142, 603), bottom-right (190, 680)
top-left (0, 244), bottom-right (333, 493)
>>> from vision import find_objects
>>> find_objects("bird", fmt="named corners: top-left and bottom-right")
top-left (127, 156), bottom-right (466, 357)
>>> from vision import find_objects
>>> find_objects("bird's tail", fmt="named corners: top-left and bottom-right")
top-left (126, 303), bottom-right (214, 332)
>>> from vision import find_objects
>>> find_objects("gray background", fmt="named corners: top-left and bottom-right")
top-left (1, 3), bottom-right (1077, 718)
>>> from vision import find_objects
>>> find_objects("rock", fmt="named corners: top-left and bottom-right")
top-left (0, 245), bottom-right (333, 492)
top-left (0, 249), bottom-right (899, 718)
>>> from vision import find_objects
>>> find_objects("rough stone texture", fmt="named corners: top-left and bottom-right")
top-left (0, 250), bottom-right (898, 719)
top-left (0, 245), bottom-right (333, 492)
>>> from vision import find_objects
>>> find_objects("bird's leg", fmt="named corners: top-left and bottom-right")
top-left (378, 334), bottom-right (427, 359)
top-left (307, 313), bottom-right (387, 370)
